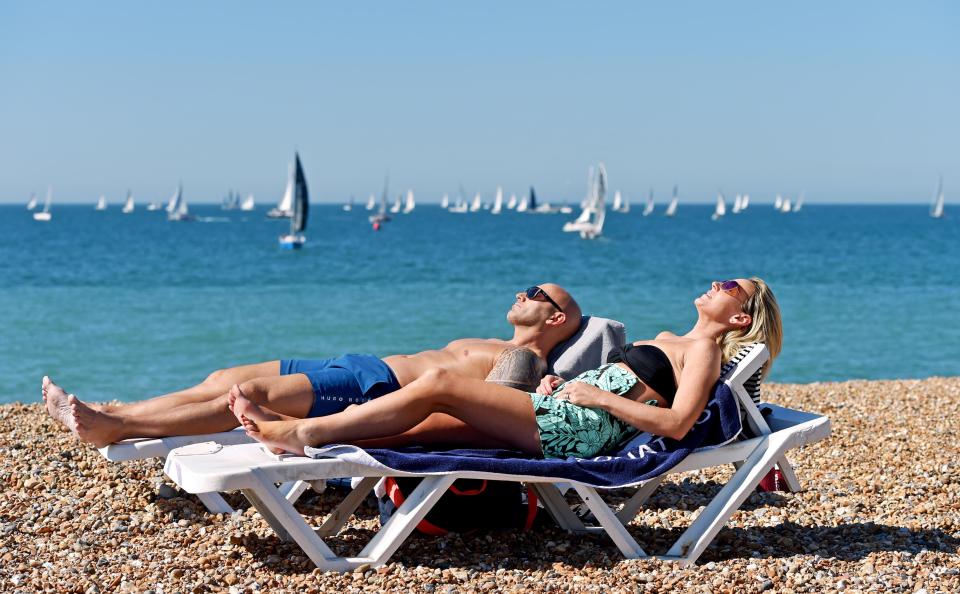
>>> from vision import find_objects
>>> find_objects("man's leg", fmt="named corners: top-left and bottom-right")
top-left (94, 360), bottom-right (282, 416)
top-left (62, 373), bottom-right (314, 447)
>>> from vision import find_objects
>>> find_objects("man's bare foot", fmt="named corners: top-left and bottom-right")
top-left (43, 376), bottom-right (78, 431)
top-left (239, 416), bottom-right (309, 456)
top-left (69, 396), bottom-right (124, 448)
top-left (228, 385), bottom-right (289, 424)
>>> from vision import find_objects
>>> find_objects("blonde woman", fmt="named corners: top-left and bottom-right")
top-left (233, 279), bottom-right (782, 458)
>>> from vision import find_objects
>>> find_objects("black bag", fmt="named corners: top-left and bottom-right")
top-left (379, 477), bottom-right (539, 535)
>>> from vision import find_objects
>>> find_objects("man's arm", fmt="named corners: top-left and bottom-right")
top-left (484, 346), bottom-right (547, 392)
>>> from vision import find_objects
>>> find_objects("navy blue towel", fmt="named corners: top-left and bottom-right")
top-left (305, 382), bottom-right (742, 488)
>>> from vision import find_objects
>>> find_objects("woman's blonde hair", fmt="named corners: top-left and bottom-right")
top-left (718, 277), bottom-right (782, 379)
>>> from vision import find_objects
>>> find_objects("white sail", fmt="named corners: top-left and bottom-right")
top-left (439, 194), bottom-right (449, 209)
top-left (792, 192), bottom-right (804, 212)
top-left (711, 191), bottom-right (726, 220)
top-left (564, 162), bottom-right (607, 238)
top-left (240, 194), bottom-right (255, 211)
top-left (470, 193), bottom-right (482, 212)
top-left (665, 185), bottom-right (678, 217)
top-left (365, 194), bottom-right (376, 210)
top-left (640, 189), bottom-right (653, 216)
top-left (612, 191), bottom-right (622, 211)
top-left (515, 192), bottom-right (529, 212)
top-left (167, 184), bottom-right (191, 220)
top-left (33, 187), bottom-right (53, 221)
top-left (96, 194), bottom-right (107, 210)
top-left (506, 193), bottom-right (517, 209)
top-left (741, 194), bottom-right (750, 210)
top-left (165, 185), bottom-right (180, 213)
top-left (731, 194), bottom-right (741, 214)
top-left (402, 190), bottom-right (415, 214)
top-left (389, 194), bottom-right (403, 213)
top-left (122, 191), bottom-right (135, 214)
top-left (774, 194), bottom-right (783, 210)
top-left (26, 193), bottom-right (38, 210)
top-left (491, 187), bottom-right (503, 214)
top-left (931, 176), bottom-right (945, 218)
top-left (448, 198), bottom-right (468, 213)
top-left (267, 163), bottom-right (295, 218)
top-left (780, 197), bottom-right (792, 213)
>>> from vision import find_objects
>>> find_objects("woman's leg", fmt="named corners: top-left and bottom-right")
top-left (236, 368), bottom-right (542, 455)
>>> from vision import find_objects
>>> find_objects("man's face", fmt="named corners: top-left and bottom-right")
top-left (507, 285), bottom-right (562, 327)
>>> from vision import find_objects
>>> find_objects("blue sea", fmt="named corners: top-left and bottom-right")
top-left (1, 203), bottom-right (957, 404)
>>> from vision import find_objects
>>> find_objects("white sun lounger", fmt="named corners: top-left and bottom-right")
top-left (161, 344), bottom-right (830, 569)
top-left (99, 429), bottom-right (313, 514)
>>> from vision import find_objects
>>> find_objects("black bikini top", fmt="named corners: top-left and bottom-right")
top-left (607, 344), bottom-right (678, 404)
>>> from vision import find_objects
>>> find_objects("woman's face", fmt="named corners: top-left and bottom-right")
top-left (694, 279), bottom-right (755, 324)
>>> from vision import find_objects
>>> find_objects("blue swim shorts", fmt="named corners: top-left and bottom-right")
top-left (280, 354), bottom-right (402, 418)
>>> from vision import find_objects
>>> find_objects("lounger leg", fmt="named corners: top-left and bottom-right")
top-left (571, 484), bottom-right (647, 558)
top-left (532, 483), bottom-right (588, 532)
top-left (615, 476), bottom-right (665, 524)
top-left (279, 480), bottom-right (311, 503)
top-left (358, 475), bottom-right (457, 566)
top-left (316, 477), bottom-right (380, 537)
top-left (195, 491), bottom-right (235, 515)
top-left (661, 434), bottom-right (788, 567)
top-left (775, 456), bottom-right (802, 491)
top-left (241, 468), bottom-right (355, 571)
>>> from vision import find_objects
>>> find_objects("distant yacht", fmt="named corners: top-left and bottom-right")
top-left (774, 194), bottom-right (784, 210)
top-left (146, 201), bottom-right (163, 211)
top-left (402, 190), bottom-right (415, 214)
top-left (664, 185), bottom-right (679, 217)
top-left (389, 194), bottom-right (403, 214)
top-left (780, 197), bottom-right (793, 213)
top-left (440, 194), bottom-right (449, 209)
top-left (221, 190), bottom-right (239, 210)
top-left (731, 194), bottom-right (742, 214)
top-left (741, 194), bottom-right (750, 210)
top-left (469, 192), bottom-right (482, 212)
top-left (711, 191), bottom-right (727, 220)
top-left (122, 190), bottom-right (135, 214)
top-left (267, 162), bottom-right (296, 218)
top-left (240, 193), bottom-right (255, 211)
top-left (365, 194), bottom-right (376, 210)
top-left (279, 153), bottom-right (309, 249)
top-left (792, 192), bottom-right (804, 212)
top-left (33, 188), bottom-right (53, 221)
top-left (611, 190), bottom-right (624, 213)
top-left (506, 193), bottom-right (518, 210)
top-left (95, 194), bottom-right (107, 211)
top-left (26, 193), bottom-right (38, 210)
top-left (930, 176), bottom-right (945, 219)
top-left (369, 177), bottom-right (392, 227)
top-left (166, 183), bottom-right (193, 221)
top-left (515, 189), bottom-right (530, 212)
top-left (343, 196), bottom-right (354, 211)
top-left (563, 163), bottom-right (607, 239)
top-left (491, 187), bottom-right (503, 214)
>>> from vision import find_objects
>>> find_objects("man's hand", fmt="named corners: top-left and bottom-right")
top-left (536, 375), bottom-right (565, 395)
top-left (554, 381), bottom-right (608, 409)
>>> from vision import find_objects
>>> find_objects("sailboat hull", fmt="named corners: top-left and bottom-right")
top-left (279, 234), bottom-right (306, 249)
top-left (33, 212), bottom-right (52, 222)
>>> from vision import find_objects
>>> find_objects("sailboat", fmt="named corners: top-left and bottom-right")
top-left (491, 187), bottom-right (503, 214)
top-left (741, 194), bottom-right (750, 210)
top-left (711, 191), bottom-right (727, 221)
top-left (95, 194), bottom-right (107, 211)
top-left (779, 197), bottom-right (792, 213)
top-left (402, 190), bottom-right (415, 214)
top-left (267, 162), bottom-right (296, 218)
top-left (613, 190), bottom-right (631, 214)
top-left (26, 193), bottom-right (38, 210)
top-left (563, 163), bottom-right (607, 239)
top-left (369, 177), bottom-right (392, 227)
top-left (448, 197), bottom-right (468, 213)
top-left (440, 194), bottom-right (449, 209)
top-left (506, 193), bottom-right (517, 209)
top-left (343, 196), bottom-right (354, 212)
top-left (792, 192), bottom-right (804, 212)
top-left (731, 194), bottom-right (742, 214)
top-left (122, 191), bottom-right (135, 214)
top-left (365, 194), bottom-right (376, 210)
top-left (469, 193), bottom-right (482, 212)
top-left (146, 200), bottom-right (163, 211)
top-left (641, 189), bottom-right (653, 216)
top-left (33, 188), bottom-right (53, 221)
top-left (279, 153), bottom-right (309, 248)
top-left (166, 183), bottom-right (193, 221)
top-left (664, 185), bottom-right (679, 217)
top-left (389, 194), bottom-right (403, 214)
top-left (774, 194), bottom-right (783, 210)
top-left (931, 176), bottom-right (945, 219)
top-left (515, 189), bottom-right (530, 212)
top-left (611, 191), bottom-right (623, 212)
top-left (240, 193), bottom-right (255, 211)
top-left (221, 191), bottom-right (239, 210)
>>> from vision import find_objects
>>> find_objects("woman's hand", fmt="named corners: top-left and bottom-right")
top-left (536, 375), bottom-right (564, 395)
top-left (555, 381), bottom-right (608, 409)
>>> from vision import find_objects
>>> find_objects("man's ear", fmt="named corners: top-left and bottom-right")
top-left (729, 312), bottom-right (752, 328)
top-left (547, 311), bottom-right (566, 327)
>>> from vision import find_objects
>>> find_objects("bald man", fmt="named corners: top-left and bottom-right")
top-left (44, 284), bottom-right (582, 448)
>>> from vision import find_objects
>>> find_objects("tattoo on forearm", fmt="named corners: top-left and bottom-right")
top-left (484, 347), bottom-right (547, 392)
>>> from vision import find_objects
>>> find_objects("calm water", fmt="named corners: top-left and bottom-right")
top-left (1, 203), bottom-right (957, 404)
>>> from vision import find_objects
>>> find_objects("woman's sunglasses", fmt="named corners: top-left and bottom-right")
top-left (717, 280), bottom-right (749, 303)
top-left (525, 286), bottom-right (564, 312)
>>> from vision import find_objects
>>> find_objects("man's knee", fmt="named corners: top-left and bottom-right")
top-left (203, 368), bottom-right (230, 386)
top-left (237, 379), bottom-right (270, 404)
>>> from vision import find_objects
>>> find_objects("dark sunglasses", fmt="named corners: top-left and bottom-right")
top-left (525, 286), bottom-right (564, 312)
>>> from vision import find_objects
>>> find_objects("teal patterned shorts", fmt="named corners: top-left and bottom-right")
top-left (529, 364), bottom-right (645, 459)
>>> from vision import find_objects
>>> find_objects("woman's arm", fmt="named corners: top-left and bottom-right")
top-left (561, 339), bottom-right (720, 440)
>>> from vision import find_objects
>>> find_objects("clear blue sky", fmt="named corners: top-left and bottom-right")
top-left (1, 1), bottom-right (957, 204)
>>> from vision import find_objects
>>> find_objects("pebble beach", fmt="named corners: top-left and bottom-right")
top-left (2, 378), bottom-right (959, 594)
